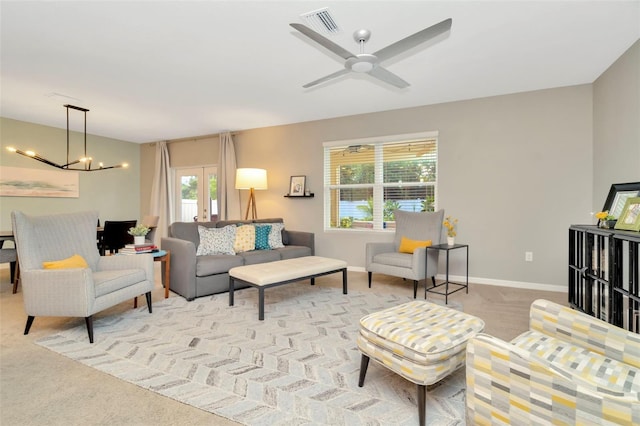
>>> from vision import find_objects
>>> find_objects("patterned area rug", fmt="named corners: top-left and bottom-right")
top-left (36, 285), bottom-right (467, 425)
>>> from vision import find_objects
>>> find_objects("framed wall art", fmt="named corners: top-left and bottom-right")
top-left (602, 182), bottom-right (640, 219)
top-left (614, 196), bottom-right (640, 231)
top-left (0, 166), bottom-right (79, 198)
top-left (289, 175), bottom-right (306, 196)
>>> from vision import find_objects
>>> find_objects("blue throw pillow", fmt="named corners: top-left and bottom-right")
top-left (254, 224), bottom-right (272, 250)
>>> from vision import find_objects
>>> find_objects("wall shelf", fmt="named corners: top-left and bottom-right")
top-left (284, 193), bottom-right (314, 198)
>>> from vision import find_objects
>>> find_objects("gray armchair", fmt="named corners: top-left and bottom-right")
top-left (11, 210), bottom-right (155, 343)
top-left (365, 209), bottom-right (444, 298)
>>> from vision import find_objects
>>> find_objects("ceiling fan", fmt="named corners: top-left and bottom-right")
top-left (290, 18), bottom-right (452, 89)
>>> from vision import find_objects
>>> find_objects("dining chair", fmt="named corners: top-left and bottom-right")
top-left (0, 240), bottom-right (17, 285)
top-left (100, 220), bottom-right (137, 255)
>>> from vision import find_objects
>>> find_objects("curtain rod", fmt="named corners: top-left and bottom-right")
top-left (164, 130), bottom-right (241, 144)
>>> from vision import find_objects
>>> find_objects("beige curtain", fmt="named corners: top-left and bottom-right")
top-left (217, 132), bottom-right (241, 220)
top-left (149, 141), bottom-right (174, 240)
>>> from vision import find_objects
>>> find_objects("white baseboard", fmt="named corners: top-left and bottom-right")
top-left (347, 266), bottom-right (567, 293)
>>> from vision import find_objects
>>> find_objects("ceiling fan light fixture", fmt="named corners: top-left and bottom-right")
top-left (346, 54), bottom-right (377, 73)
top-left (351, 61), bottom-right (374, 73)
top-left (291, 18), bottom-right (452, 88)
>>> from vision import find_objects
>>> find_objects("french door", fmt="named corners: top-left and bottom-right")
top-left (174, 166), bottom-right (217, 222)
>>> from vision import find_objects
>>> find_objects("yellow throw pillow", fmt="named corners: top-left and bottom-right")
top-left (42, 254), bottom-right (89, 270)
top-left (398, 236), bottom-right (432, 254)
top-left (234, 224), bottom-right (256, 253)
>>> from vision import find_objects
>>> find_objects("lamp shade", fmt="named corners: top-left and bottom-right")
top-left (235, 168), bottom-right (268, 190)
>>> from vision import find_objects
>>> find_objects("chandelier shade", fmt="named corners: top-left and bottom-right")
top-left (5, 104), bottom-right (128, 171)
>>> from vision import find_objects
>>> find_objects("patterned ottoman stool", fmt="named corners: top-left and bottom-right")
top-left (357, 300), bottom-right (485, 426)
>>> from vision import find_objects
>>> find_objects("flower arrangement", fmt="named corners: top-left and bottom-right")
top-left (595, 211), bottom-right (616, 221)
top-left (595, 211), bottom-right (617, 229)
top-left (443, 216), bottom-right (458, 237)
top-left (128, 224), bottom-right (150, 237)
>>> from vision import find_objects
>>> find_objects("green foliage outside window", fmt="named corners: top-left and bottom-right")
top-left (181, 176), bottom-right (218, 200)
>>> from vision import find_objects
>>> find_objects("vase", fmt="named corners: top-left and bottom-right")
top-left (447, 236), bottom-right (455, 246)
top-left (134, 235), bottom-right (145, 245)
top-left (598, 220), bottom-right (617, 229)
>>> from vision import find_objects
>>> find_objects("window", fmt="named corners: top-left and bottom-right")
top-left (174, 166), bottom-right (218, 222)
top-left (323, 132), bottom-right (437, 231)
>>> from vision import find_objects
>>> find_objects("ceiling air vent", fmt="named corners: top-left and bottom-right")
top-left (300, 7), bottom-right (340, 34)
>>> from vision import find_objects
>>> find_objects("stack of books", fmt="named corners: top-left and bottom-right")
top-left (120, 243), bottom-right (158, 254)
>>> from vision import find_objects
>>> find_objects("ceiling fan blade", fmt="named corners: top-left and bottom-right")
top-left (290, 23), bottom-right (356, 61)
top-left (368, 66), bottom-right (409, 88)
top-left (373, 18), bottom-right (452, 62)
top-left (303, 69), bottom-right (351, 88)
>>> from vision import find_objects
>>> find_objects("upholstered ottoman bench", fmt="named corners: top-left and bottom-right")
top-left (229, 256), bottom-right (347, 320)
top-left (357, 300), bottom-right (485, 426)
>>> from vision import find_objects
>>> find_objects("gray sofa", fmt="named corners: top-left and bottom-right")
top-left (161, 218), bottom-right (314, 300)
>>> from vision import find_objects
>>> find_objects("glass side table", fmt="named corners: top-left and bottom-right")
top-left (425, 243), bottom-right (469, 304)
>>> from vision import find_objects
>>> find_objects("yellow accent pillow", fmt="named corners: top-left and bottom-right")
top-left (234, 224), bottom-right (256, 253)
top-left (42, 254), bottom-right (89, 270)
top-left (398, 236), bottom-right (432, 254)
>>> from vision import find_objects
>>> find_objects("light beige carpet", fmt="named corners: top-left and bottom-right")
top-left (0, 265), bottom-right (568, 425)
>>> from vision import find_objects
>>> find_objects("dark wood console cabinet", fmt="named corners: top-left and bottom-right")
top-left (569, 225), bottom-right (640, 333)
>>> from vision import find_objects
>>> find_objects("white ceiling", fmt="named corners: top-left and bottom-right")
top-left (1, 1), bottom-right (638, 143)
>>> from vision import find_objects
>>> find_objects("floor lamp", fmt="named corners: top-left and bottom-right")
top-left (235, 168), bottom-right (268, 220)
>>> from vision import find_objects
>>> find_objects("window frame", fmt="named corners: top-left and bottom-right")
top-left (323, 131), bottom-right (438, 232)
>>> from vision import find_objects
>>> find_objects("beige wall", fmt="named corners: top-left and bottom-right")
top-left (593, 39), bottom-right (640, 209)
top-left (141, 85), bottom-right (594, 290)
top-left (0, 117), bottom-right (141, 230)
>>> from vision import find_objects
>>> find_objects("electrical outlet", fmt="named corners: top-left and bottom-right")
top-left (525, 251), bottom-right (533, 262)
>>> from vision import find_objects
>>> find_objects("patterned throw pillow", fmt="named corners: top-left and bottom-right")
top-left (196, 225), bottom-right (236, 256)
top-left (234, 224), bottom-right (255, 253)
top-left (265, 222), bottom-right (285, 248)
top-left (254, 224), bottom-right (272, 250)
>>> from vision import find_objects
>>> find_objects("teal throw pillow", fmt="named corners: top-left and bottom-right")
top-left (254, 224), bottom-right (272, 250)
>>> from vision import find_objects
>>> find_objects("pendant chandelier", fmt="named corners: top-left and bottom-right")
top-left (6, 104), bottom-right (128, 171)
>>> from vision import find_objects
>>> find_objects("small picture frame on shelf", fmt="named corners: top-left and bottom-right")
top-left (602, 182), bottom-right (640, 219)
top-left (614, 196), bottom-right (640, 231)
top-left (289, 175), bottom-right (306, 197)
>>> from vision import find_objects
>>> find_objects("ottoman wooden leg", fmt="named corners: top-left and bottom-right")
top-left (417, 384), bottom-right (426, 426)
top-left (358, 354), bottom-right (370, 387)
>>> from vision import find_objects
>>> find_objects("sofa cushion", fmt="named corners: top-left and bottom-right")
top-left (217, 219), bottom-right (253, 228)
top-left (196, 254), bottom-right (244, 276)
top-left (266, 222), bottom-right (285, 248)
top-left (240, 250), bottom-right (281, 265)
top-left (93, 269), bottom-right (146, 297)
top-left (373, 252), bottom-right (413, 268)
top-left (254, 224), bottom-right (271, 250)
top-left (511, 330), bottom-right (640, 395)
top-left (196, 225), bottom-right (236, 256)
top-left (276, 245), bottom-right (313, 260)
top-left (234, 224), bottom-right (255, 253)
top-left (170, 221), bottom-right (217, 246)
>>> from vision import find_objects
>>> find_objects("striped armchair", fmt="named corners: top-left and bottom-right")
top-left (466, 299), bottom-right (640, 425)
top-left (12, 210), bottom-right (155, 343)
